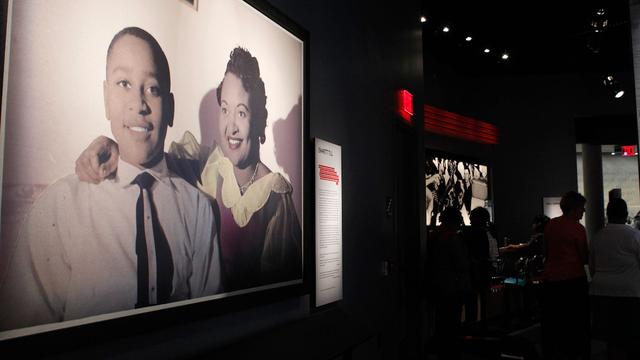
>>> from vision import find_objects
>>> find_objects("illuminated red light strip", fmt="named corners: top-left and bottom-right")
top-left (424, 105), bottom-right (499, 144)
top-left (425, 105), bottom-right (498, 135)
top-left (425, 124), bottom-right (497, 144)
top-left (425, 117), bottom-right (498, 142)
top-left (425, 108), bottom-right (497, 134)
top-left (427, 115), bottom-right (498, 140)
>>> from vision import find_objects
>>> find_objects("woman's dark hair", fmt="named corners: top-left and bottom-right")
top-left (559, 191), bottom-right (586, 214)
top-left (216, 47), bottom-right (268, 143)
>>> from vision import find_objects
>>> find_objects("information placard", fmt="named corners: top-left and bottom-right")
top-left (314, 138), bottom-right (342, 307)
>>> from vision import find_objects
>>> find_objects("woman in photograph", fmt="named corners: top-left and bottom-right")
top-left (192, 47), bottom-right (302, 291)
top-left (76, 47), bottom-right (302, 292)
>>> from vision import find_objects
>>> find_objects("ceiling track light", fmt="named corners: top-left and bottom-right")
top-left (603, 75), bottom-right (624, 99)
top-left (591, 8), bottom-right (608, 33)
top-left (420, 13), bottom-right (515, 70)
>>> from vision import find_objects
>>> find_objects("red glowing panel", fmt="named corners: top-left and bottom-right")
top-left (423, 105), bottom-right (499, 145)
top-left (396, 89), bottom-right (413, 124)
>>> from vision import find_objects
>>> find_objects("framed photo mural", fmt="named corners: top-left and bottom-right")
top-left (0, 0), bottom-right (307, 340)
top-left (425, 150), bottom-right (492, 226)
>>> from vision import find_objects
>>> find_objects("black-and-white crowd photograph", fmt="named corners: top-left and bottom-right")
top-left (425, 154), bottom-right (490, 226)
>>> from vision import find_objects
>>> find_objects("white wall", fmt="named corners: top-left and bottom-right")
top-left (577, 152), bottom-right (640, 220)
top-left (2, 0), bottom-right (303, 186)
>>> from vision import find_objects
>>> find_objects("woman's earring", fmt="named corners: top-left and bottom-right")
top-left (259, 135), bottom-right (265, 144)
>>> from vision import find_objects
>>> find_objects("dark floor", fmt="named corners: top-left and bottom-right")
top-left (424, 316), bottom-right (608, 360)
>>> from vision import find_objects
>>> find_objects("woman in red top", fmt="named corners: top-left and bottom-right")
top-left (541, 191), bottom-right (589, 360)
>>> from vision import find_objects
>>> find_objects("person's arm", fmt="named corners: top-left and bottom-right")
top-left (75, 131), bottom-right (213, 184)
top-left (261, 193), bottom-right (303, 284)
top-left (589, 242), bottom-right (596, 277)
top-left (0, 188), bottom-right (71, 329)
top-left (575, 226), bottom-right (590, 279)
top-left (75, 136), bottom-right (119, 183)
top-left (634, 231), bottom-right (640, 266)
top-left (576, 227), bottom-right (589, 266)
top-left (425, 174), bottom-right (440, 187)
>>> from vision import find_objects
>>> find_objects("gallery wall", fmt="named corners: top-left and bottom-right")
top-left (266, 0), bottom-right (425, 357)
top-left (423, 51), bottom-right (636, 244)
top-left (577, 152), bottom-right (640, 220)
top-left (0, 0), bottom-right (425, 358)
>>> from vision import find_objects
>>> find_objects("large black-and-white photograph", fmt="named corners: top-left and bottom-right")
top-left (0, 0), bottom-right (305, 339)
top-left (425, 153), bottom-right (490, 226)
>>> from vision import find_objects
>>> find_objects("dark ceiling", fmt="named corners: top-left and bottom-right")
top-left (421, 0), bottom-right (633, 77)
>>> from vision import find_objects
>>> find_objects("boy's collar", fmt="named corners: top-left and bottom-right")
top-left (114, 156), bottom-right (172, 188)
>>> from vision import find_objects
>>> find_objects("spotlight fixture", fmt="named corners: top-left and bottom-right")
top-left (465, 36), bottom-right (473, 42)
top-left (501, 52), bottom-right (509, 60)
top-left (587, 8), bottom-right (608, 53)
top-left (483, 48), bottom-right (491, 54)
top-left (603, 75), bottom-right (624, 99)
top-left (591, 8), bottom-right (608, 33)
top-left (442, 26), bottom-right (450, 33)
top-left (420, 16), bottom-right (427, 23)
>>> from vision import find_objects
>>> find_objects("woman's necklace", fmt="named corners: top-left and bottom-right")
top-left (239, 164), bottom-right (259, 195)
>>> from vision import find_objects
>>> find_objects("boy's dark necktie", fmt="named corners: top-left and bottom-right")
top-left (133, 172), bottom-right (173, 308)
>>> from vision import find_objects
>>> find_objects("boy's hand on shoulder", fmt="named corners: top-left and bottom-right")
top-left (75, 136), bottom-right (119, 183)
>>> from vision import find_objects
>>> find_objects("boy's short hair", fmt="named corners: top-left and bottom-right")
top-left (560, 191), bottom-right (586, 214)
top-left (106, 27), bottom-right (171, 91)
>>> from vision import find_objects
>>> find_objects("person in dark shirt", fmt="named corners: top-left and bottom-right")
top-left (463, 207), bottom-right (492, 329)
top-left (430, 206), bottom-right (471, 359)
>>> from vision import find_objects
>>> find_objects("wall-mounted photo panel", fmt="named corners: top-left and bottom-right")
top-left (0, 0), bottom-right (306, 340)
top-left (425, 150), bottom-right (491, 226)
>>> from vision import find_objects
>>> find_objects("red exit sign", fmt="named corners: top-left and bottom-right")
top-left (396, 89), bottom-right (413, 124)
top-left (622, 145), bottom-right (636, 156)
